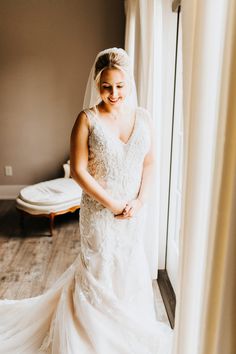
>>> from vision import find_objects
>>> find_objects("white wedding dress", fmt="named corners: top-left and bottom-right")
top-left (0, 106), bottom-right (173, 354)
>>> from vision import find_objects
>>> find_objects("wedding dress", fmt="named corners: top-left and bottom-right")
top-left (0, 106), bottom-right (173, 354)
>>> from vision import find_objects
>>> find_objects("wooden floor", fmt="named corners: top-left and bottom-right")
top-left (0, 200), bottom-right (170, 326)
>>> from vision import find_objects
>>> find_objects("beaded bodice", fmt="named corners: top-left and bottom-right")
top-left (83, 106), bottom-right (151, 202)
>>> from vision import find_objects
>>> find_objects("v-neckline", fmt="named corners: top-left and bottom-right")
top-left (90, 105), bottom-right (138, 146)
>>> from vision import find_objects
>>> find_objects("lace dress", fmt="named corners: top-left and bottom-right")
top-left (0, 106), bottom-right (173, 354)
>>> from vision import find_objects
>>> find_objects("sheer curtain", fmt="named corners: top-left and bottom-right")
top-left (125, 0), bottom-right (236, 352)
top-left (172, 0), bottom-right (236, 353)
top-left (124, 0), bottom-right (163, 279)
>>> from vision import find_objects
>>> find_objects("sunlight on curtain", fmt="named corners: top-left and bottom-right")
top-left (172, 0), bottom-right (235, 353)
top-left (124, 0), bottom-right (163, 279)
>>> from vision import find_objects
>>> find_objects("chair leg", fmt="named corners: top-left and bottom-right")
top-left (49, 213), bottom-right (55, 236)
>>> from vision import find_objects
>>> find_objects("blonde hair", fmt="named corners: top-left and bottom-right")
top-left (94, 49), bottom-right (131, 86)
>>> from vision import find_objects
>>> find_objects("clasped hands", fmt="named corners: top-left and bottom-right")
top-left (113, 198), bottom-right (143, 219)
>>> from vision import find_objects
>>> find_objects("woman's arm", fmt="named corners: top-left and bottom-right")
top-left (137, 125), bottom-right (155, 205)
top-left (70, 111), bottom-right (126, 215)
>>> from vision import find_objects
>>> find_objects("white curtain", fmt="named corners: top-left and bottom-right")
top-left (172, 0), bottom-right (236, 353)
top-left (124, 0), bottom-right (163, 279)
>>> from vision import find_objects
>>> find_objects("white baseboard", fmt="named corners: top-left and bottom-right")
top-left (0, 185), bottom-right (27, 199)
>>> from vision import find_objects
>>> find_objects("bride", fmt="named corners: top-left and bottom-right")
top-left (0, 48), bottom-right (173, 354)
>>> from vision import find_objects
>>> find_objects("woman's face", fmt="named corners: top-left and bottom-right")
top-left (99, 68), bottom-right (129, 107)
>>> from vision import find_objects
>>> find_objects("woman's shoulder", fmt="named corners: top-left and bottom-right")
top-left (82, 106), bottom-right (97, 122)
top-left (73, 109), bottom-right (93, 132)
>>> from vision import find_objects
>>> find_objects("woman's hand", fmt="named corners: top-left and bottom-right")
top-left (114, 198), bottom-right (143, 219)
top-left (110, 200), bottom-right (127, 216)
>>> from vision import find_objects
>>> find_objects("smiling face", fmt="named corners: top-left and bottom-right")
top-left (98, 68), bottom-right (129, 107)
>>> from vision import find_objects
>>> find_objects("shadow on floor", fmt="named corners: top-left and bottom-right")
top-left (0, 200), bottom-right (80, 238)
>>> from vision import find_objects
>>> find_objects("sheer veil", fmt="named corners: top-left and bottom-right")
top-left (82, 47), bottom-right (138, 110)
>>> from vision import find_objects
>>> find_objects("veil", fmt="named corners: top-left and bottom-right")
top-left (82, 47), bottom-right (138, 110)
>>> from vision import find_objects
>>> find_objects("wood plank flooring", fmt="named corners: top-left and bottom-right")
top-left (0, 200), bottom-right (170, 326)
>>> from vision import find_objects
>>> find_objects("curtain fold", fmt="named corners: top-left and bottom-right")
top-left (172, 0), bottom-right (236, 353)
top-left (200, 1), bottom-right (236, 352)
top-left (125, 0), bottom-right (236, 352)
top-left (124, 0), bottom-right (162, 279)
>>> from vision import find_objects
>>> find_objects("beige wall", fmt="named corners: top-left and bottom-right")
top-left (0, 0), bottom-right (125, 185)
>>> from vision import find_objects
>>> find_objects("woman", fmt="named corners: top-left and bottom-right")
top-left (0, 48), bottom-right (173, 354)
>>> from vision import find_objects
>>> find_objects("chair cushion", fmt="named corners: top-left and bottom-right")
top-left (16, 196), bottom-right (81, 215)
top-left (19, 178), bottom-right (82, 206)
